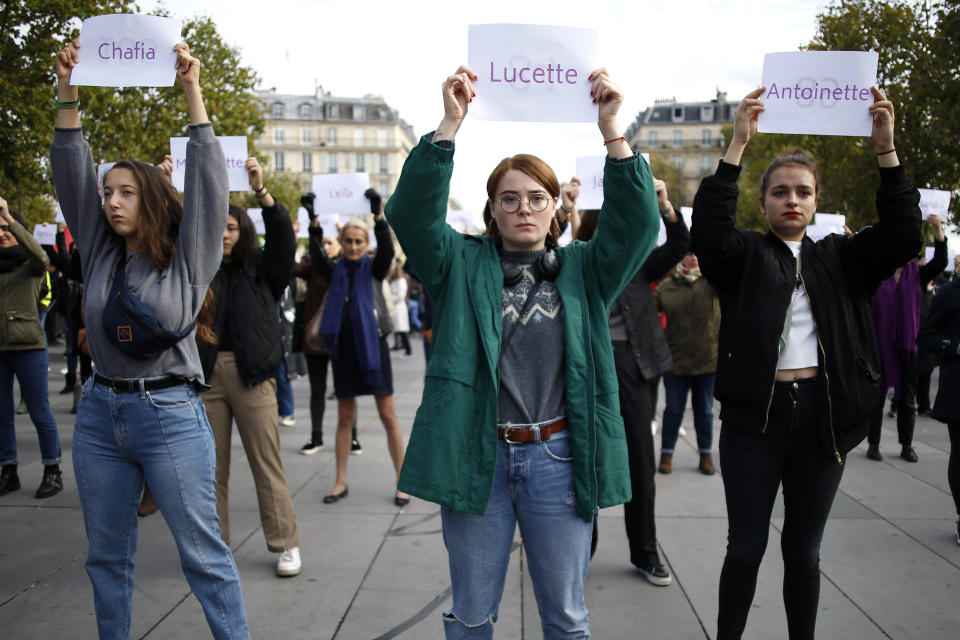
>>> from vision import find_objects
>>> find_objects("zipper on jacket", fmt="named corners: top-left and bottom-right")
top-left (797, 269), bottom-right (843, 464)
top-left (762, 255), bottom-right (798, 433)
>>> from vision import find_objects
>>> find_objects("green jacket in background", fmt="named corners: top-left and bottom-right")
top-left (385, 136), bottom-right (660, 521)
top-left (655, 275), bottom-right (721, 376)
top-left (0, 221), bottom-right (50, 350)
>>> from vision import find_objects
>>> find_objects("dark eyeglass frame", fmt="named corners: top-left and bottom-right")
top-left (499, 193), bottom-right (551, 214)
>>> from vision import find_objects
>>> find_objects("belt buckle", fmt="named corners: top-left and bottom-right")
top-left (503, 426), bottom-right (524, 445)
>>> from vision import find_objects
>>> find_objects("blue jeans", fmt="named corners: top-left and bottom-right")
top-left (440, 431), bottom-right (592, 639)
top-left (661, 373), bottom-right (716, 454)
top-left (0, 348), bottom-right (61, 466)
top-left (275, 360), bottom-right (294, 417)
top-left (73, 376), bottom-right (249, 640)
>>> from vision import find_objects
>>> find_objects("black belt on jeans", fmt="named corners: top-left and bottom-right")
top-left (94, 373), bottom-right (186, 393)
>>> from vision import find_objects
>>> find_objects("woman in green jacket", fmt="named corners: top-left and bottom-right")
top-left (385, 64), bottom-right (659, 639)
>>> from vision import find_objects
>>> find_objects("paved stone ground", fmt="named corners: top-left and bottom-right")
top-left (1, 343), bottom-right (958, 638)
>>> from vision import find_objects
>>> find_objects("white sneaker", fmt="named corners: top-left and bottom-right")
top-left (277, 547), bottom-right (301, 577)
top-left (279, 415), bottom-right (296, 428)
top-left (678, 426), bottom-right (687, 437)
top-left (650, 420), bottom-right (658, 436)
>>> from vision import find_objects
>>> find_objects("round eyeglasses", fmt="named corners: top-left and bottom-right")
top-left (499, 193), bottom-right (551, 214)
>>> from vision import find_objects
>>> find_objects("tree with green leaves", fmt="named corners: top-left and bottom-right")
top-left (2, 3), bottom-right (265, 226)
top-left (731, 0), bottom-right (958, 233)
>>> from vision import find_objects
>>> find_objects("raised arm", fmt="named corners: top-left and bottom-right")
top-left (367, 189), bottom-right (395, 281)
top-left (642, 180), bottom-right (690, 281)
top-left (0, 201), bottom-right (49, 277)
top-left (246, 157), bottom-right (295, 299)
top-left (919, 215), bottom-right (948, 285)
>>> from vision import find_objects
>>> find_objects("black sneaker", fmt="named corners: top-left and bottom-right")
top-left (300, 440), bottom-right (324, 455)
top-left (866, 444), bottom-right (883, 461)
top-left (0, 464), bottom-right (20, 496)
top-left (636, 561), bottom-right (673, 586)
top-left (350, 439), bottom-right (363, 455)
top-left (900, 446), bottom-right (919, 463)
top-left (36, 466), bottom-right (63, 499)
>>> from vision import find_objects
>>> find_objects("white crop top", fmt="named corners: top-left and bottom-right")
top-left (778, 241), bottom-right (819, 370)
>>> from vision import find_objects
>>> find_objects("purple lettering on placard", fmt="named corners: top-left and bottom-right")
top-left (175, 158), bottom-right (187, 168)
top-left (97, 41), bottom-right (157, 60)
top-left (592, 175), bottom-right (603, 189)
top-left (488, 60), bottom-right (579, 86)
top-left (224, 157), bottom-right (245, 168)
top-left (329, 188), bottom-right (354, 200)
top-left (766, 78), bottom-right (872, 109)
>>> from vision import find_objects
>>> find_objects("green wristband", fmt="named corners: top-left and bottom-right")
top-left (49, 98), bottom-right (80, 109)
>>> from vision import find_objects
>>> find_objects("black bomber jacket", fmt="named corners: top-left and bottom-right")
top-left (690, 160), bottom-right (922, 459)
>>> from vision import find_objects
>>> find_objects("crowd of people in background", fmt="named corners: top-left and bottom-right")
top-left (1, 35), bottom-right (958, 640)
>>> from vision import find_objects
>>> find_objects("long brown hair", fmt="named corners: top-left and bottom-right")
top-left (483, 154), bottom-right (561, 249)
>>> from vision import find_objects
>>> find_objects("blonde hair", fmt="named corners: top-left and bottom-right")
top-left (339, 217), bottom-right (370, 240)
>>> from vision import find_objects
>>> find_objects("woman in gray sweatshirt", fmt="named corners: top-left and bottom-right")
top-left (50, 39), bottom-right (249, 640)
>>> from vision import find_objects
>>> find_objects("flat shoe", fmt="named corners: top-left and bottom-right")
top-left (323, 487), bottom-right (348, 504)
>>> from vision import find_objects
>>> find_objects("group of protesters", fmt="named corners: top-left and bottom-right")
top-left (0, 36), bottom-right (958, 640)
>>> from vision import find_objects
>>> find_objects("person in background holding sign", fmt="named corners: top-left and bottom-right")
top-left (199, 158), bottom-right (302, 578)
top-left (0, 198), bottom-right (63, 500)
top-left (51, 39), bottom-right (249, 639)
top-left (866, 213), bottom-right (947, 462)
top-left (386, 64), bottom-right (659, 638)
top-left (691, 86), bottom-right (922, 640)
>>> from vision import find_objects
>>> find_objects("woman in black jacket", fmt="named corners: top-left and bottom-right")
top-left (691, 86), bottom-right (922, 639)
top-left (917, 278), bottom-right (960, 545)
top-left (200, 158), bottom-right (302, 578)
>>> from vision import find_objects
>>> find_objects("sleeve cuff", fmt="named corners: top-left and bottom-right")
top-left (188, 122), bottom-right (215, 141)
top-left (422, 132), bottom-right (455, 151)
top-left (716, 160), bottom-right (742, 182)
top-left (878, 163), bottom-right (907, 186)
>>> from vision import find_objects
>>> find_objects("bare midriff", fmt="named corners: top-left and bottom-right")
top-left (775, 366), bottom-right (819, 382)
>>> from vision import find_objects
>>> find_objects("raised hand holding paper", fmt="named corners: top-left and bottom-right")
top-left (246, 209), bottom-right (266, 235)
top-left (33, 224), bottom-right (57, 246)
top-left (311, 173), bottom-right (371, 215)
top-left (170, 136), bottom-right (248, 192)
top-left (70, 14), bottom-right (182, 87)
top-left (918, 188), bottom-right (951, 221)
top-left (759, 51), bottom-right (879, 136)
top-left (468, 24), bottom-right (599, 122)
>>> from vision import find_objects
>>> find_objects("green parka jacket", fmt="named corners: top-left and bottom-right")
top-left (1, 221), bottom-right (50, 351)
top-left (385, 137), bottom-right (659, 521)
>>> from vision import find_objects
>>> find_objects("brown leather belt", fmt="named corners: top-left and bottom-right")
top-left (498, 418), bottom-right (568, 444)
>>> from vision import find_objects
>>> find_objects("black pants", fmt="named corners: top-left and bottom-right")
top-left (305, 354), bottom-right (330, 443)
top-left (869, 358), bottom-right (918, 447)
top-left (949, 422), bottom-right (960, 516)
top-left (612, 342), bottom-right (659, 568)
top-left (717, 379), bottom-right (845, 640)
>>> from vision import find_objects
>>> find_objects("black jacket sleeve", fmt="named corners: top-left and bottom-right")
top-left (919, 238), bottom-right (948, 285)
top-left (642, 211), bottom-right (690, 282)
top-left (371, 217), bottom-right (395, 281)
top-left (690, 160), bottom-right (747, 291)
top-left (259, 201), bottom-right (296, 300)
top-left (307, 226), bottom-right (335, 279)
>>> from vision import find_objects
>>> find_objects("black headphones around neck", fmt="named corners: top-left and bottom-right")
top-left (501, 250), bottom-right (561, 288)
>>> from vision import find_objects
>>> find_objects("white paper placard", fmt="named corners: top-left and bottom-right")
top-left (295, 207), bottom-right (310, 238)
top-left (558, 221), bottom-right (573, 246)
top-left (641, 152), bottom-right (650, 166)
top-left (316, 214), bottom-right (341, 239)
top-left (815, 213), bottom-right (845, 228)
top-left (246, 208), bottom-right (265, 235)
top-left (679, 206), bottom-right (693, 230)
top-left (759, 51), bottom-right (879, 137)
top-left (310, 173), bottom-right (371, 215)
top-left (574, 155), bottom-right (606, 210)
top-left (170, 136), bottom-right (248, 192)
top-left (657, 218), bottom-right (666, 246)
top-left (54, 204), bottom-right (65, 223)
top-left (924, 246), bottom-right (957, 268)
top-left (918, 188), bottom-right (951, 221)
top-left (468, 24), bottom-right (599, 123)
top-left (70, 15), bottom-right (182, 87)
top-left (368, 228), bottom-right (377, 249)
top-left (33, 223), bottom-right (57, 246)
top-left (97, 161), bottom-right (117, 187)
top-left (446, 210), bottom-right (482, 233)
top-left (805, 225), bottom-right (843, 242)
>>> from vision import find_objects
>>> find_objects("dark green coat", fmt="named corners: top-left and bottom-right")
top-left (0, 221), bottom-right (49, 351)
top-left (385, 137), bottom-right (659, 521)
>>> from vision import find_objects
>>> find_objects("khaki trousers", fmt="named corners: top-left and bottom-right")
top-left (205, 351), bottom-right (299, 552)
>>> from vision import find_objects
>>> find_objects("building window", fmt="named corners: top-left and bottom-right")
top-left (702, 130), bottom-right (712, 146)
top-left (672, 106), bottom-right (684, 122)
top-left (380, 181), bottom-right (389, 196)
top-left (301, 128), bottom-right (312, 146)
top-left (328, 153), bottom-right (338, 173)
top-left (648, 131), bottom-right (658, 146)
top-left (701, 154), bottom-right (712, 172)
top-left (379, 153), bottom-right (389, 174)
top-left (273, 127), bottom-right (284, 144)
top-left (672, 155), bottom-right (683, 170)
top-left (356, 153), bottom-right (365, 172)
top-left (299, 103), bottom-right (312, 119)
top-left (302, 152), bottom-right (312, 172)
top-left (327, 103), bottom-right (339, 119)
top-left (271, 102), bottom-right (284, 118)
top-left (327, 127), bottom-right (337, 144)
top-left (673, 130), bottom-right (682, 147)
top-left (273, 152), bottom-right (285, 171)
top-left (352, 104), bottom-right (365, 121)
top-left (701, 104), bottom-right (715, 121)
top-left (354, 128), bottom-right (364, 147)
top-left (377, 129), bottom-right (388, 147)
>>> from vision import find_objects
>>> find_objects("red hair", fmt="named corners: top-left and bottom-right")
top-left (482, 154), bottom-right (561, 248)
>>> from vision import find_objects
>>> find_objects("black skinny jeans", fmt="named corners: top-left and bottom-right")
top-left (868, 358), bottom-right (918, 447)
top-left (949, 422), bottom-right (960, 517)
top-left (717, 379), bottom-right (845, 640)
top-left (305, 354), bottom-right (356, 445)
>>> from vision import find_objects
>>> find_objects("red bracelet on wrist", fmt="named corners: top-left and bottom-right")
top-left (603, 135), bottom-right (626, 145)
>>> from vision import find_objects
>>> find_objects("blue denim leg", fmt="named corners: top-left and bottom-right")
top-left (74, 378), bottom-right (249, 640)
top-left (275, 360), bottom-right (295, 417)
top-left (0, 349), bottom-right (61, 465)
top-left (441, 442), bottom-right (516, 639)
top-left (660, 373), bottom-right (691, 454)
top-left (691, 373), bottom-right (716, 453)
top-left (515, 432), bottom-right (592, 639)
